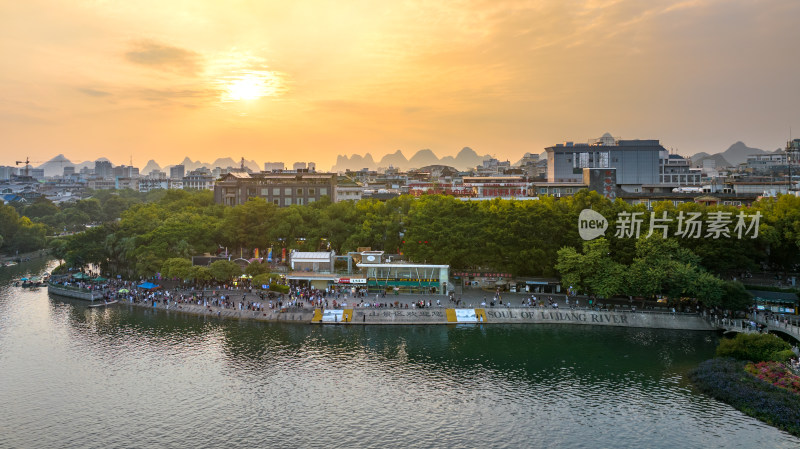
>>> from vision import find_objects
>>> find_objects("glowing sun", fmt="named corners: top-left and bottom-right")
top-left (222, 71), bottom-right (280, 102)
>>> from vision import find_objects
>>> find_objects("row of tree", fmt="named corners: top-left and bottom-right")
top-left (1, 189), bottom-right (160, 255)
top-left (9, 187), bottom-right (798, 308)
top-left (555, 237), bottom-right (752, 310)
top-left (0, 203), bottom-right (48, 253)
top-left (46, 189), bottom-right (800, 275)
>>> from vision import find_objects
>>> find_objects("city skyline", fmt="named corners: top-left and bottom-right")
top-left (2, 0), bottom-right (799, 169)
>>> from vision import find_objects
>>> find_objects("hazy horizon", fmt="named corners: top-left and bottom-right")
top-left (2, 0), bottom-right (798, 169)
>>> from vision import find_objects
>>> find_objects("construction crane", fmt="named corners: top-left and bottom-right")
top-left (15, 157), bottom-right (43, 177)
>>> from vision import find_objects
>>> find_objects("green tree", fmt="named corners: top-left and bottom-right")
top-left (0, 203), bottom-right (21, 249)
top-left (720, 282), bottom-right (753, 311)
top-left (161, 258), bottom-right (193, 280)
top-left (555, 238), bottom-right (616, 295)
top-left (101, 195), bottom-right (131, 222)
top-left (12, 217), bottom-right (48, 252)
top-left (21, 197), bottom-right (59, 221)
top-left (75, 198), bottom-right (104, 222)
top-left (208, 260), bottom-right (242, 282)
top-left (245, 261), bottom-right (270, 277)
top-left (190, 266), bottom-right (213, 283)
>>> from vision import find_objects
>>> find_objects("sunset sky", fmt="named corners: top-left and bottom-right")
top-left (2, 0), bottom-right (799, 170)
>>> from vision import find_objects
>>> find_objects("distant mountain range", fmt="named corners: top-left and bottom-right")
top-left (35, 155), bottom-right (261, 177)
top-left (690, 141), bottom-right (782, 167)
top-left (31, 141), bottom-right (786, 177)
top-left (141, 157), bottom-right (261, 174)
top-left (35, 154), bottom-right (108, 177)
top-left (331, 147), bottom-right (491, 172)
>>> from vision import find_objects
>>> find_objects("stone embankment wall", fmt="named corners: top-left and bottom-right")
top-left (121, 301), bottom-right (715, 331)
top-left (128, 301), bottom-right (315, 322)
top-left (343, 307), bottom-right (716, 330)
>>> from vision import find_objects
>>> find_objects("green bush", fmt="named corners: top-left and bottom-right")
top-left (716, 333), bottom-right (792, 362)
top-left (773, 350), bottom-right (796, 363)
top-left (269, 284), bottom-right (290, 294)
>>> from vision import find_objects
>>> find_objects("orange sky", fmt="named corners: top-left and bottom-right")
top-left (1, 0), bottom-right (799, 170)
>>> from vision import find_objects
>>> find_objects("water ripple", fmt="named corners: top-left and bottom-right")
top-left (0, 266), bottom-right (798, 448)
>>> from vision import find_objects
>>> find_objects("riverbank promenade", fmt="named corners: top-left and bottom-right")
top-left (52, 280), bottom-right (718, 331)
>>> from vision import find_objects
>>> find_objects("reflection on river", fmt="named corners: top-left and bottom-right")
top-left (1, 260), bottom-right (798, 448)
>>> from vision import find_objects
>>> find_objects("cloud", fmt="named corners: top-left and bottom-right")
top-left (136, 87), bottom-right (220, 107)
top-left (77, 87), bottom-right (111, 97)
top-left (124, 40), bottom-right (203, 75)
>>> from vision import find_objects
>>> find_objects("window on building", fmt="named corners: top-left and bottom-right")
top-left (296, 198), bottom-right (304, 205)
top-left (307, 197), bottom-right (315, 204)
top-left (297, 188), bottom-right (304, 195)
top-left (261, 188), bottom-right (269, 195)
top-left (308, 188), bottom-right (315, 195)
top-left (320, 187), bottom-right (327, 195)
top-left (284, 187), bottom-right (291, 195)
top-left (273, 199), bottom-right (279, 205)
top-left (273, 187), bottom-right (280, 195)
top-left (284, 197), bottom-right (291, 206)
top-left (565, 188), bottom-right (573, 194)
top-left (539, 188), bottom-right (547, 194)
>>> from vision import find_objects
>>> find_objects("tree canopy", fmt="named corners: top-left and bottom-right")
top-left (17, 187), bottom-right (798, 307)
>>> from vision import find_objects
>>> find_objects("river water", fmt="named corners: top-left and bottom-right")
top-left (1, 260), bottom-right (798, 448)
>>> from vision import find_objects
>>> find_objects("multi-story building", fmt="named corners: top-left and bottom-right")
top-left (544, 133), bottom-right (698, 193)
top-left (28, 168), bottom-right (45, 180)
top-left (462, 176), bottom-right (528, 198)
top-left (745, 153), bottom-right (787, 173)
top-left (87, 179), bottom-right (116, 190)
top-left (659, 153), bottom-right (701, 185)
top-left (116, 178), bottom-right (138, 190)
top-left (0, 166), bottom-right (19, 180)
top-left (170, 165), bottom-right (185, 180)
top-left (112, 165), bottom-right (139, 179)
top-left (787, 139), bottom-right (800, 165)
top-left (475, 157), bottom-right (512, 176)
top-left (546, 133), bottom-right (662, 188)
top-left (214, 172), bottom-right (337, 206)
top-left (335, 176), bottom-right (365, 202)
top-left (95, 160), bottom-right (113, 179)
top-left (183, 168), bottom-right (215, 190)
top-left (138, 177), bottom-right (168, 192)
top-left (138, 171), bottom-right (168, 192)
